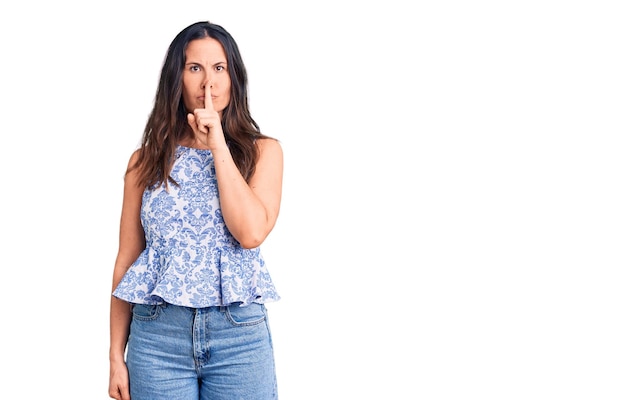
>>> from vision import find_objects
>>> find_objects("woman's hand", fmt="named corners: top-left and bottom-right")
top-left (186, 84), bottom-right (228, 150)
top-left (108, 359), bottom-right (130, 400)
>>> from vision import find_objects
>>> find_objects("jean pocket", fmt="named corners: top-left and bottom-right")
top-left (131, 303), bottom-right (161, 321)
top-left (224, 303), bottom-right (266, 326)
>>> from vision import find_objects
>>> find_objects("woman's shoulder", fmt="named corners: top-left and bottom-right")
top-left (129, 148), bottom-right (142, 162)
top-left (123, 148), bottom-right (143, 184)
top-left (256, 137), bottom-right (282, 152)
top-left (255, 137), bottom-right (283, 170)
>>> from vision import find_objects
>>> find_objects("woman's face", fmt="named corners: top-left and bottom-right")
top-left (182, 37), bottom-right (231, 116)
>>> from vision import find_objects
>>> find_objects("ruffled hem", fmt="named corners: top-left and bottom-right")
top-left (112, 246), bottom-right (280, 308)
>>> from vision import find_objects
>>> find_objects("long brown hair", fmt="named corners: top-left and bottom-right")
top-left (129, 21), bottom-right (270, 188)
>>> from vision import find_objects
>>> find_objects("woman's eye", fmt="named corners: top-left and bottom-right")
top-left (216, 65), bottom-right (224, 72)
top-left (190, 65), bottom-right (200, 72)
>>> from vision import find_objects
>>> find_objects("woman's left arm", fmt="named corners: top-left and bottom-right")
top-left (211, 138), bottom-right (283, 248)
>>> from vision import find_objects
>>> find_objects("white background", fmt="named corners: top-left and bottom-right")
top-left (1, 1), bottom-right (624, 398)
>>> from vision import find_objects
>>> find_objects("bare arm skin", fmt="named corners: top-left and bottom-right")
top-left (212, 138), bottom-right (283, 248)
top-left (108, 150), bottom-right (146, 400)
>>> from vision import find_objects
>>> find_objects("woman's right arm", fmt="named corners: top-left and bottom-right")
top-left (109, 150), bottom-right (146, 400)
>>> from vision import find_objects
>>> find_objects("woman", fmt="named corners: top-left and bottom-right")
top-left (109, 21), bottom-right (282, 400)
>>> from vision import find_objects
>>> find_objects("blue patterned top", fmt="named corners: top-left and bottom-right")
top-left (112, 145), bottom-right (280, 307)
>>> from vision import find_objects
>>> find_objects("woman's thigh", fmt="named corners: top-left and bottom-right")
top-left (127, 303), bottom-right (199, 400)
top-left (198, 303), bottom-right (278, 400)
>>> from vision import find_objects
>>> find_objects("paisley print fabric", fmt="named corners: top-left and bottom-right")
top-left (113, 145), bottom-right (280, 307)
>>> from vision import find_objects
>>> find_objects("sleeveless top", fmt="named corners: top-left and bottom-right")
top-left (112, 145), bottom-right (280, 307)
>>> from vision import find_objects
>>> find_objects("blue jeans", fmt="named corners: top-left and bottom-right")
top-left (127, 302), bottom-right (278, 400)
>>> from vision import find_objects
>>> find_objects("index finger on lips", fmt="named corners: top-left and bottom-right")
top-left (204, 83), bottom-right (213, 111)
